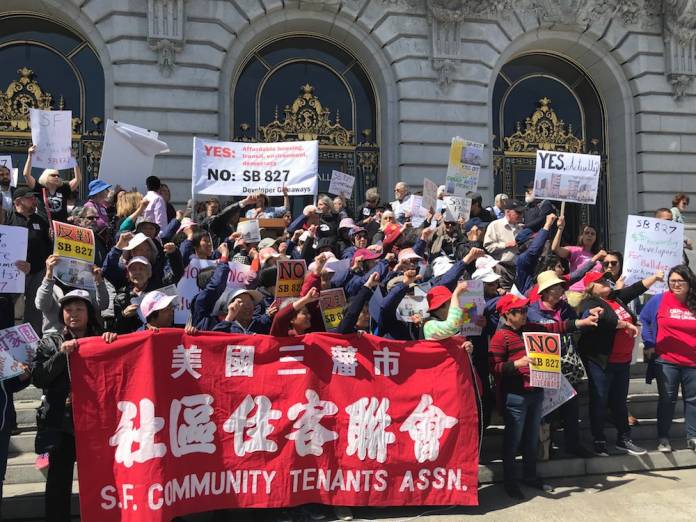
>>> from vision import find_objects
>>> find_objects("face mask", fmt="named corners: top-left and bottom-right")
top-left (525, 194), bottom-right (535, 204)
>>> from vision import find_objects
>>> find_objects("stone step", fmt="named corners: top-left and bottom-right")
top-left (13, 386), bottom-right (42, 402)
top-left (13, 400), bottom-right (40, 427)
top-left (8, 432), bottom-right (36, 454)
top-left (2, 482), bottom-right (79, 520)
top-left (478, 439), bottom-right (696, 484)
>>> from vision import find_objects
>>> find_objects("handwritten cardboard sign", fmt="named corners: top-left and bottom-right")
top-left (319, 288), bottom-right (347, 331)
top-left (328, 170), bottom-right (355, 199)
top-left (622, 215), bottom-right (684, 294)
top-left (30, 109), bottom-right (77, 170)
top-left (533, 151), bottom-right (601, 205)
top-left (0, 225), bottom-right (27, 294)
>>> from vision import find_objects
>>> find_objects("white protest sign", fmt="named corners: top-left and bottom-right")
top-left (11, 168), bottom-right (18, 188)
top-left (622, 215), bottom-right (684, 294)
top-left (422, 178), bottom-right (438, 212)
top-left (0, 156), bottom-right (13, 176)
top-left (100, 120), bottom-right (169, 192)
top-left (237, 220), bottom-right (261, 243)
top-left (29, 109), bottom-right (76, 170)
top-left (409, 196), bottom-right (429, 228)
top-left (0, 225), bottom-right (28, 293)
top-left (458, 280), bottom-right (485, 336)
top-left (175, 258), bottom-right (216, 324)
top-left (542, 374), bottom-right (577, 417)
top-left (443, 196), bottom-right (471, 222)
top-left (192, 138), bottom-right (318, 197)
top-left (328, 170), bottom-right (355, 199)
top-left (533, 150), bottom-right (601, 205)
top-left (396, 294), bottom-right (430, 323)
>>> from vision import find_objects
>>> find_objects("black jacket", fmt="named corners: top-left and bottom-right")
top-left (577, 281), bottom-right (646, 368)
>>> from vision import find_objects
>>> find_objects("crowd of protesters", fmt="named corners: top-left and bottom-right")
top-left (0, 146), bottom-right (694, 521)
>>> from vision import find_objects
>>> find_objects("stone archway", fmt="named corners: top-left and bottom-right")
top-left (218, 9), bottom-right (401, 201)
top-left (490, 30), bottom-right (637, 248)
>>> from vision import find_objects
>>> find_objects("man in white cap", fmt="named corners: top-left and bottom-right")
top-left (212, 288), bottom-right (264, 334)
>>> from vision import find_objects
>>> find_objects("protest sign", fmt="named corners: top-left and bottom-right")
top-left (29, 109), bottom-right (76, 170)
top-left (409, 196), bottom-right (430, 228)
top-left (458, 280), bottom-right (485, 336)
top-left (0, 323), bottom-right (39, 380)
top-left (175, 258), bottom-right (216, 324)
top-left (460, 140), bottom-right (484, 166)
top-left (237, 220), bottom-right (261, 243)
top-left (0, 225), bottom-right (28, 293)
top-left (532, 151), bottom-right (601, 205)
top-left (192, 138), bottom-right (318, 197)
top-left (422, 178), bottom-right (438, 212)
top-left (70, 330), bottom-right (480, 521)
top-left (0, 156), bottom-right (13, 182)
top-left (445, 137), bottom-right (481, 196)
top-left (319, 288), bottom-right (347, 331)
top-left (11, 168), bottom-right (18, 188)
top-left (443, 196), bottom-right (471, 223)
top-left (328, 170), bottom-right (355, 199)
top-left (52, 222), bottom-right (96, 291)
top-left (542, 374), bottom-right (577, 417)
top-left (622, 215), bottom-right (684, 294)
top-left (276, 259), bottom-right (307, 298)
top-left (523, 332), bottom-right (561, 389)
top-left (100, 120), bottom-right (169, 192)
top-left (396, 294), bottom-right (430, 323)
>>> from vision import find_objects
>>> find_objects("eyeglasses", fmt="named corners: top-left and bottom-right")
top-left (668, 279), bottom-right (688, 287)
top-left (603, 260), bottom-right (619, 267)
top-left (48, 174), bottom-right (61, 178)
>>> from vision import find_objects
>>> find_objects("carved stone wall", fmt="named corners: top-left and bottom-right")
top-left (147, 0), bottom-right (186, 77)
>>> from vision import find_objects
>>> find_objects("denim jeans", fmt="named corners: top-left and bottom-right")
top-left (503, 389), bottom-right (544, 484)
top-left (655, 359), bottom-right (696, 439)
top-left (586, 360), bottom-right (630, 443)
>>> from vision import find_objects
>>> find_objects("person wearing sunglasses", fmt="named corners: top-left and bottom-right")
top-left (578, 268), bottom-right (663, 457)
top-left (640, 265), bottom-right (696, 453)
top-left (489, 293), bottom-right (601, 499)
top-left (601, 250), bottom-right (625, 289)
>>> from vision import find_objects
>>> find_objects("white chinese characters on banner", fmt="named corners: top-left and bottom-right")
top-left (345, 397), bottom-right (396, 463)
top-left (622, 216), bottom-right (684, 294)
top-left (225, 345), bottom-right (255, 377)
top-left (286, 390), bottom-right (339, 457)
top-left (169, 394), bottom-right (216, 457)
top-left (192, 138), bottom-right (318, 197)
top-left (29, 109), bottom-right (77, 170)
top-left (223, 395), bottom-right (282, 457)
top-left (400, 394), bottom-right (457, 463)
top-left (171, 345), bottom-right (203, 379)
top-left (331, 345), bottom-right (358, 376)
top-left (110, 399), bottom-right (167, 468)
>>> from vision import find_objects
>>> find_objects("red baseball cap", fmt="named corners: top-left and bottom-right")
top-left (496, 293), bottom-right (530, 315)
top-left (351, 248), bottom-right (382, 264)
top-left (582, 270), bottom-right (612, 289)
top-left (427, 286), bottom-right (452, 312)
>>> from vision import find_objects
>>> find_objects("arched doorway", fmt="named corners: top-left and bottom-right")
top-left (0, 13), bottom-right (105, 197)
top-left (231, 35), bottom-right (380, 211)
top-left (492, 53), bottom-right (608, 246)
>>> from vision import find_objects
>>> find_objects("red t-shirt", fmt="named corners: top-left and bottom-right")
top-left (607, 300), bottom-right (634, 364)
top-left (656, 291), bottom-right (696, 367)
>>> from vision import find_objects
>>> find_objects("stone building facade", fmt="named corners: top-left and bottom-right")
top-left (1, 0), bottom-right (695, 249)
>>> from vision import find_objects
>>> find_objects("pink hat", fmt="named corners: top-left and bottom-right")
top-left (140, 291), bottom-right (179, 319)
top-left (397, 248), bottom-right (423, 263)
top-left (339, 218), bottom-right (356, 229)
top-left (177, 217), bottom-right (198, 234)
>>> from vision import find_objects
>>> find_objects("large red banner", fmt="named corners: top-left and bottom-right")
top-left (70, 330), bottom-right (480, 521)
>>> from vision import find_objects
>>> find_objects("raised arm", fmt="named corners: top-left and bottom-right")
top-left (68, 159), bottom-right (82, 192)
top-left (551, 215), bottom-right (570, 258)
top-left (23, 145), bottom-right (37, 190)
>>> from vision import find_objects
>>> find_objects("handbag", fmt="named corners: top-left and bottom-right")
top-left (561, 337), bottom-right (586, 385)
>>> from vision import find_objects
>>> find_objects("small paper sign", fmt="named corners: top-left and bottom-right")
top-left (319, 288), bottom-right (347, 331)
top-left (328, 170), bottom-right (355, 199)
top-left (523, 332), bottom-right (562, 389)
top-left (276, 259), bottom-right (307, 298)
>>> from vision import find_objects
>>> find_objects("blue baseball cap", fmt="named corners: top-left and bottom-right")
top-left (88, 179), bottom-right (112, 197)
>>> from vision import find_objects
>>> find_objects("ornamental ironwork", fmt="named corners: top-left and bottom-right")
top-left (503, 97), bottom-right (584, 154)
top-left (258, 84), bottom-right (353, 146)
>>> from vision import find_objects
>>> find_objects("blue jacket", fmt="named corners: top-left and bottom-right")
top-left (336, 285), bottom-right (374, 334)
top-left (190, 262), bottom-right (230, 331)
top-left (0, 376), bottom-right (30, 432)
top-left (639, 292), bottom-right (665, 349)
top-left (514, 228), bottom-right (549, 294)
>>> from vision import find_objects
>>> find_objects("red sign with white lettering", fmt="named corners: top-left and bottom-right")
top-left (70, 330), bottom-right (480, 521)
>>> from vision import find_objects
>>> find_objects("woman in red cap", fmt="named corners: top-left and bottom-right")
top-left (578, 268), bottom-right (663, 457)
top-left (489, 293), bottom-right (600, 499)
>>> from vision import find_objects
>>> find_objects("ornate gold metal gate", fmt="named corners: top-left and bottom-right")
top-left (234, 83), bottom-right (379, 208)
